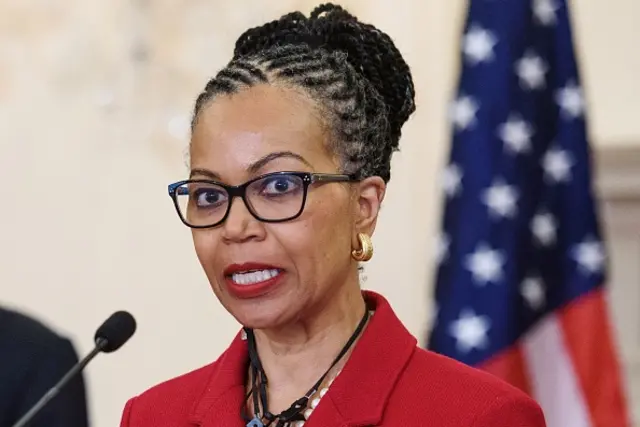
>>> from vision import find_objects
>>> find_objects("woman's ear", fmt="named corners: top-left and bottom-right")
top-left (353, 176), bottom-right (386, 235)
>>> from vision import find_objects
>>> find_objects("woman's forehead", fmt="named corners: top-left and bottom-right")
top-left (189, 85), bottom-right (337, 174)
top-left (194, 85), bottom-right (324, 141)
top-left (190, 85), bottom-right (338, 179)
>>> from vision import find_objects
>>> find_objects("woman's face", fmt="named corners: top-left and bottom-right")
top-left (189, 84), bottom-right (384, 329)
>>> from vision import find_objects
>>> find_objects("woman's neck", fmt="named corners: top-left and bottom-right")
top-left (250, 285), bottom-right (367, 412)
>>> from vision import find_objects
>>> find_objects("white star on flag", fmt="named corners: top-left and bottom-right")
top-left (572, 238), bottom-right (606, 275)
top-left (543, 147), bottom-right (574, 183)
top-left (498, 115), bottom-right (535, 155)
top-left (463, 25), bottom-right (498, 64)
top-left (556, 81), bottom-right (585, 119)
top-left (464, 243), bottom-right (505, 285)
top-left (481, 179), bottom-right (519, 218)
top-left (442, 163), bottom-right (463, 197)
top-left (521, 275), bottom-right (546, 310)
top-left (515, 51), bottom-right (548, 90)
top-left (450, 95), bottom-right (479, 131)
top-left (449, 309), bottom-right (491, 353)
top-left (531, 212), bottom-right (557, 246)
top-left (533, 0), bottom-right (559, 26)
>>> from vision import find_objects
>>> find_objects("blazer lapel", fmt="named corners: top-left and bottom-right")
top-left (311, 291), bottom-right (418, 426)
top-left (196, 385), bottom-right (246, 427)
top-left (189, 332), bottom-right (249, 427)
top-left (303, 396), bottom-right (349, 427)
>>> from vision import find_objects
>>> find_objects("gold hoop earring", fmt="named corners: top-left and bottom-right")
top-left (352, 233), bottom-right (373, 262)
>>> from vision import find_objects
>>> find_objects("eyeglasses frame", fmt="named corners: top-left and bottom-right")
top-left (167, 171), bottom-right (358, 229)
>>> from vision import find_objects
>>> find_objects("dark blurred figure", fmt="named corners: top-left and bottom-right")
top-left (0, 306), bottom-right (89, 427)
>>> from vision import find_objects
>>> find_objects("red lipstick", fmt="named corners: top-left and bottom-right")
top-left (223, 262), bottom-right (284, 299)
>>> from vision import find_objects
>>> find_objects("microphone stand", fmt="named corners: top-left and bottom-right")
top-left (11, 338), bottom-right (107, 427)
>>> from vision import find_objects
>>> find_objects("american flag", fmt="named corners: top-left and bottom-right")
top-left (426, 0), bottom-right (631, 426)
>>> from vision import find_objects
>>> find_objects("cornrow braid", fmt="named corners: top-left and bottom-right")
top-left (191, 3), bottom-right (416, 182)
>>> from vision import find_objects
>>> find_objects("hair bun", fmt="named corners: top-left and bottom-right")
top-left (233, 3), bottom-right (416, 143)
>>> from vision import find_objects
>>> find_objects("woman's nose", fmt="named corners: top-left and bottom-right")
top-left (220, 197), bottom-right (263, 243)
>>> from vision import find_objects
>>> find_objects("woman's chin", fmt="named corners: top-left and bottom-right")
top-left (235, 312), bottom-right (288, 331)
top-left (213, 276), bottom-right (306, 330)
top-left (226, 297), bottom-right (299, 331)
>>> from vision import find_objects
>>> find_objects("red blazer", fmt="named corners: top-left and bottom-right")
top-left (120, 291), bottom-right (546, 426)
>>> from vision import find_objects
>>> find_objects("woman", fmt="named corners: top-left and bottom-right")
top-left (120, 4), bottom-right (546, 426)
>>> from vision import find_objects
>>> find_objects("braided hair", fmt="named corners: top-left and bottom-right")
top-left (192, 3), bottom-right (416, 182)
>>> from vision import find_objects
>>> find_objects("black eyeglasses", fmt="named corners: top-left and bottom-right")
top-left (168, 171), bottom-right (358, 229)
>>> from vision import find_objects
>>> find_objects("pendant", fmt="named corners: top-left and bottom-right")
top-left (246, 416), bottom-right (265, 427)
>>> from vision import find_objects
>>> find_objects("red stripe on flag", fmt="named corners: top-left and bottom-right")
top-left (559, 287), bottom-right (631, 427)
top-left (479, 344), bottom-right (533, 396)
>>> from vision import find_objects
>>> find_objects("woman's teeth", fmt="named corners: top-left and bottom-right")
top-left (231, 269), bottom-right (280, 285)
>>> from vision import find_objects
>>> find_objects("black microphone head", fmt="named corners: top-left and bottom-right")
top-left (94, 311), bottom-right (136, 353)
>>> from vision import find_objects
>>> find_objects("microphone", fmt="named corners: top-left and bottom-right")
top-left (11, 311), bottom-right (137, 427)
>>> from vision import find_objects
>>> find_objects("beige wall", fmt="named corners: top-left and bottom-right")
top-left (0, 1), bottom-right (637, 426)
